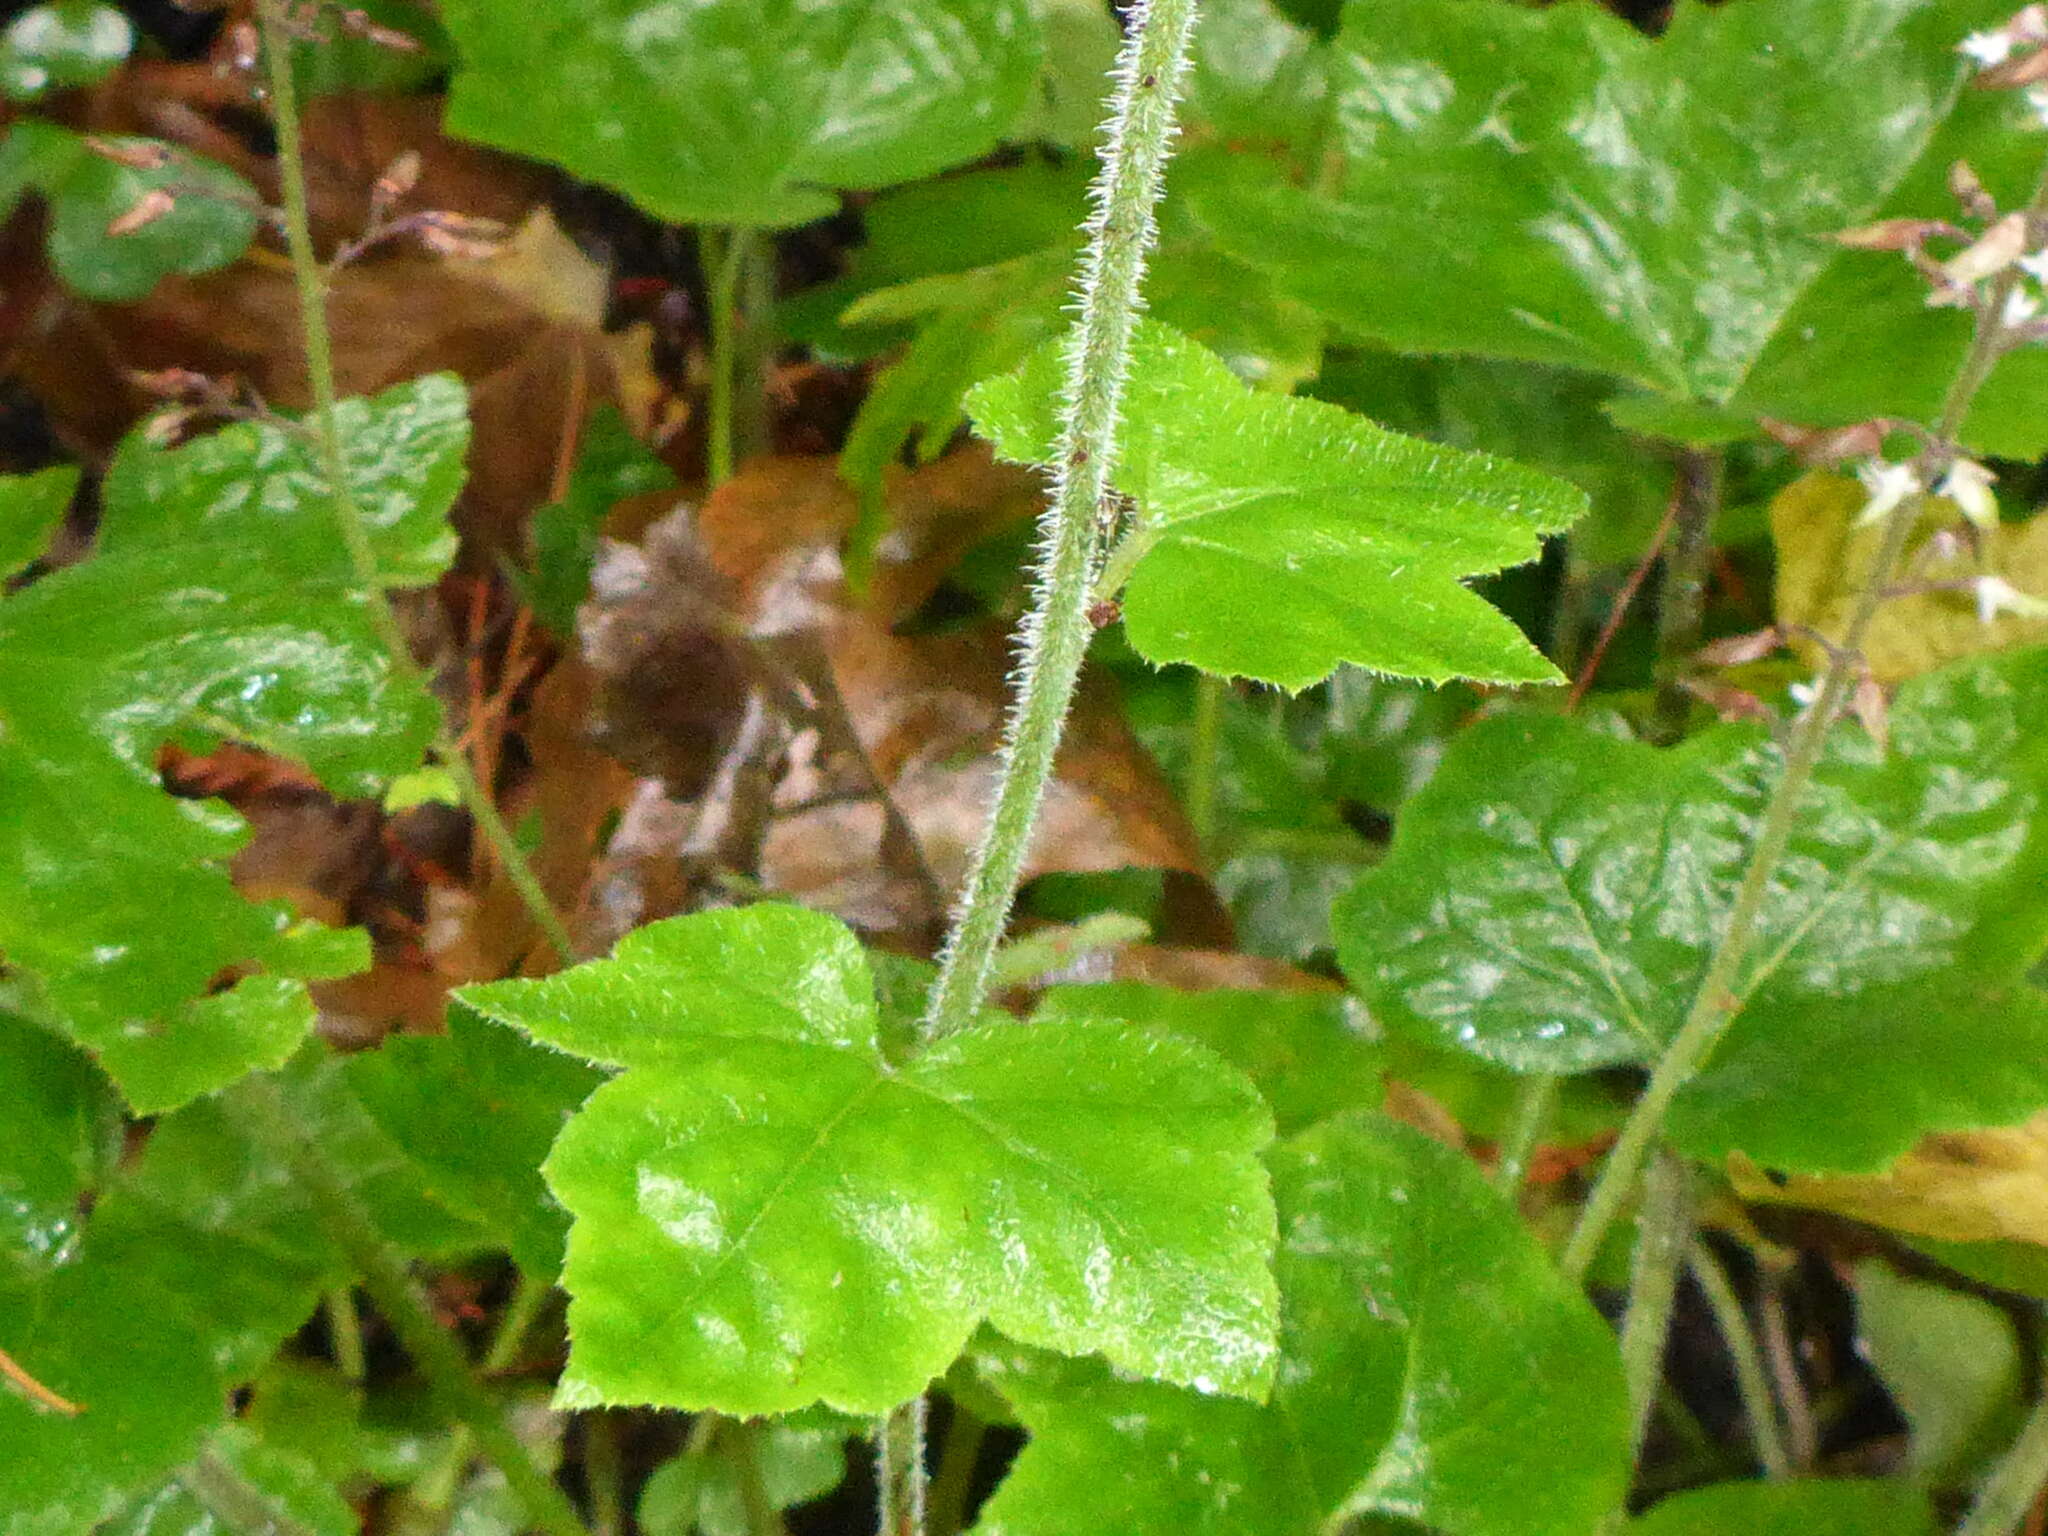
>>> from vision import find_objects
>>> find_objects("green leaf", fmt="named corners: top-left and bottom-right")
top-left (1199, 0), bottom-right (2002, 407)
top-left (0, 1), bottom-right (132, 100)
top-left (1335, 650), bottom-right (2048, 1171)
top-left (0, 463), bottom-right (77, 573)
top-left (1630, 1480), bottom-right (1937, 1535)
top-left (439, 0), bottom-right (1043, 229)
top-left (0, 1013), bottom-right (116, 1290)
top-left (638, 1424), bottom-right (849, 1536)
top-left (521, 405), bottom-right (676, 637)
top-left (459, 904), bottom-right (1279, 1416)
top-left (0, 123), bottom-right (260, 302)
top-left (975, 1115), bottom-right (1629, 1536)
top-left (1132, 668), bottom-right (1470, 960)
top-left (0, 376), bottom-right (467, 1112)
top-left (342, 1011), bottom-right (602, 1279)
top-left (1852, 1258), bottom-right (2025, 1485)
top-left (1033, 983), bottom-right (1380, 1138)
top-left (970, 321), bottom-right (1584, 688)
top-left (817, 160), bottom-right (1322, 524)
top-left (0, 1090), bottom-right (348, 1532)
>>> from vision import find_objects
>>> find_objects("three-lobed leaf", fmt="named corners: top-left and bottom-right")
top-left (975, 1115), bottom-right (1629, 1536)
top-left (1335, 649), bottom-right (2048, 1171)
top-left (439, 0), bottom-right (1042, 229)
top-left (0, 377), bottom-right (467, 1112)
top-left (459, 904), bottom-right (1280, 1416)
top-left (969, 322), bottom-right (1585, 689)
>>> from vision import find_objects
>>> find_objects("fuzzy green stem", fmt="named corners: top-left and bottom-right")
top-left (877, 1399), bottom-right (928, 1536)
top-left (1649, 446), bottom-right (1722, 745)
top-left (1493, 1074), bottom-right (1557, 1194)
top-left (256, 1), bottom-right (574, 966)
top-left (921, 0), bottom-right (1203, 1040)
top-left (1958, 1355), bottom-right (2048, 1536)
top-left (703, 227), bottom-right (757, 488)
top-left (238, 1078), bottom-right (590, 1536)
top-left (1688, 1241), bottom-right (1791, 1480)
top-left (585, 1411), bottom-right (624, 1536)
top-left (1562, 164), bottom-right (2048, 1281)
top-left (1618, 1154), bottom-right (1693, 1462)
top-left (401, 1273), bottom-right (553, 1525)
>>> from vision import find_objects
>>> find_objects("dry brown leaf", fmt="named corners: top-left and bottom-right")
top-left (1731, 1114), bottom-right (2048, 1248)
top-left (1771, 470), bottom-right (2048, 682)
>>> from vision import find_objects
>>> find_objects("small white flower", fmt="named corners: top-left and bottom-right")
top-left (1788, 681), bottom-right (1820, 709)
top-left (1855, 459), bottom-right (1923, 527)
top-left (2005, 285), bottom-right (2044, 327)
top-left (1937, 457), bottom-right (2001, 530)
top-left (1975, 575), bottom-right (2048, 626)
top-left (2027, 84), bottom-right (2048, 129)
top-left (2021, 248), bottom-right (2048, 283)
top-left (1963, 29), bottom-right (2017, 66)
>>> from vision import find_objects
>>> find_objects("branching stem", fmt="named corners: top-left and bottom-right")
top-left (256, 0), bottom-right (574, 966)
top-left (1563, 163), bottom-right (2048, 1281)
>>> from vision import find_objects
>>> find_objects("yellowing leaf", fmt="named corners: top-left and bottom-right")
top-left (1771, 472), bottom-right (2048, 684)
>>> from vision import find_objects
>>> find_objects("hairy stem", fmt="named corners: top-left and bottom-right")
top-left (921, 0), bottom-right (1203, 1039)
top-left (326, 1286), bottom-right (366, 1383)
top-left (1959, 1353), bottom-right (2048, 1536)
top-left (238, 1078), bottom-right (589, 1536)
top-left (1617, 1153), bottom-right (1693, 1461)
top-left (877, 1398), bottom-right (928, 1536)
top-left (1688, 1241), bottom-right (1791, 1480)
top-left (1649, 446), bottom-right (1722, 744)
top-left (1562, 165), bottom-right (2048, 1280)
top-left (1188, 673), bottom-right (1225, 850)
top-left (256, 0), bottom-right (574, 966)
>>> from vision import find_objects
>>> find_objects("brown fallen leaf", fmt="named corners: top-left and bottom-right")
top-left (1771, 471), bottom-right (2048, 683)
top-left (1731, 1114), bottom-right (2048, 1249)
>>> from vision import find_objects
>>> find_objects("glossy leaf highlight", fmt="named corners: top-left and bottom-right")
top-left (975, 1115), bottom-right (1629, 1536)
top-left (0, 377), bottom-right (467, 1111)
top-left (460, 904), bottom-right (1280, 1416)
top-left (1336, 650), bottom-right (2048, 1171)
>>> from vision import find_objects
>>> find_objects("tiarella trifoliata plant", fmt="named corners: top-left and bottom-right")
top-left (4, 4), bottom-right (2048, 1536)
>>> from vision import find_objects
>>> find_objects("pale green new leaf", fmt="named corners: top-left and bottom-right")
top-left (970, 322), bottom-right (1584, 688)
top-left (1335, 650), bottom-right (2048, 1171)
top-left (974, 1116), bottom-right (1629, 1536)
top-left (0, 377), bottom-right (467, 1112)
top-left (459, 904), bottom-right (1279, 1416)
top-left (440, 0), bottom-right (1042, 229)
top-left (1198, 0), bottom-right (2007, 410)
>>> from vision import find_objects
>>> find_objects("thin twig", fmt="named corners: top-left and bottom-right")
top-left (1756, 1254), bottom-right (1818, 1472)
top-left (1618, 1153), bottom-right (1693, 1461)
top-left (0, 1342), bottom-right (81, 1416)
top-left (1688, 1240), bottom-right (1792, 1480)
top-left (1650, 446), bottom-right (1723, 743)
top-left (1567, 501), bottom-right (1675, 713)
top-left (254, 0), bottom-right (575, 966)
